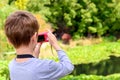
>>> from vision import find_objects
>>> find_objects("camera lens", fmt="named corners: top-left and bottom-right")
top-left (37, 35), bottom-right (45, 42)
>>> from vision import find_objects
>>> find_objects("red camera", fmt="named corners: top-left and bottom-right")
top-left (37, 32), bottom-right (49, 42)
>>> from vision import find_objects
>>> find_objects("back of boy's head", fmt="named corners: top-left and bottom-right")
top-left (4, 10), bottom-right (39, 48)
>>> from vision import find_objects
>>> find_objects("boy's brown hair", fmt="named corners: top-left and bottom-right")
top-left (4, 10), bottom-right (39, 48)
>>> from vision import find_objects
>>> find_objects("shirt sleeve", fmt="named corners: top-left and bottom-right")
top-left (48, 50), bottom-right (74, 79)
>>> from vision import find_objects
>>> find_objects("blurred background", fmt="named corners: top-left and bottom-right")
top-left (0, 0), bottom-right (120, 80)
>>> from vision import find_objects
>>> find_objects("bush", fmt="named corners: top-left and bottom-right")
top-left (0, 4), bottom-right (17, 29)
top-left (61, 74), bottom-right (120, 80)
top-left (0, 60), bottom-right (9, 80)
top-left (44, 0), bottom-right (120, 38)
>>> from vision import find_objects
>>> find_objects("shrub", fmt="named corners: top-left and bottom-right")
top-left (0, 4), bottom-right (17, 29)
top-left (61, 74), bottom-right (120, 80)
top-left (0, 60), bottom-right (9, 80)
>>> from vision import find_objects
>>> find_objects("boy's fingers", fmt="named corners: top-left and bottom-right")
top-left (36, 43), bottom-right (42, 48)
top-left (47, 29), bottom-right (52, 33)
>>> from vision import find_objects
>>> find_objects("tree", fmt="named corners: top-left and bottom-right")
top-left (45, 0), bottom-right (80, 38)
top-left (45, 0), bottom-right (120, 38)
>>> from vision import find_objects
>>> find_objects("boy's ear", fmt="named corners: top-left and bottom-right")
top-left (31, 32), bottom-right (38, 42)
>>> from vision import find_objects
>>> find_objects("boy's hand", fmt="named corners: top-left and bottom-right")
top-left (47, 30), bottom-right (61, 51)
top-left (33, 43), bottom-right (42, 58)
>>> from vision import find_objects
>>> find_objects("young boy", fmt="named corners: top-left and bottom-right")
top-left (4, 10), bottom-right (74, 80)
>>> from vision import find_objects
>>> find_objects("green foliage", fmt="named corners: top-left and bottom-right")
top-left (65, 42), bottom-right (120, 65)
top-left (0, 60), bottom-right (9, 80)
top-left (42, 0), bottom-right (120, 38)
top-left (7, 0), bottom-right (120, 38)
top-left (61, 74), bottom-right (120, 80)
top-left (75, 0), bottom-right (120, 37)
top-left (1, 1), bottom-right (120, 79)
top-left (103, 35), bottom-right (117, 42)
top-left (46, 0), bottom-right (79, 29)
top-left (0, 30), bottom-right (14, 55)
top-left (26, 0), bottom-right (50, 20)
top-left (0, 1), bottom-right (16, 55)
top-left (26, 0), bottom-right (47, 12)
top-left (0, 3), bottom-right (17, 29)
top-left (6, 0), bottom-right (120, 38)
top-left (15, 0), bottom-right (28, 10)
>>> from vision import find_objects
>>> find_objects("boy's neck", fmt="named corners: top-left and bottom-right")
top-left (16, 46), bottom-right (33, 55)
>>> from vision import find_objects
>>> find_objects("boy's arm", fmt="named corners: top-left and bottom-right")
top-left (47, 31), bottom-right (74, 78)
top-left (48, 50), bottom-right (74, 79)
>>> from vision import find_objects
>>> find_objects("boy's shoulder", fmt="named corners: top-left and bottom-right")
top-left (8, 58), bottom-right (56, 73)
top-left (8, 58), bottom-right (54, 67)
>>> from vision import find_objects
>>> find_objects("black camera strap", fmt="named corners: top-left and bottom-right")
top-left (17, 54), bottom-right (34, 58)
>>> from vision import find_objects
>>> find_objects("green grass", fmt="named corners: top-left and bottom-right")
top-left (65, 42), bottom-right (120, 65)
top-left (44, 41), bottom-right (120, 65)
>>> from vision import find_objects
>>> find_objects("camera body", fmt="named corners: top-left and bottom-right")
top-left (37, 32), bottom-right (49, 42)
